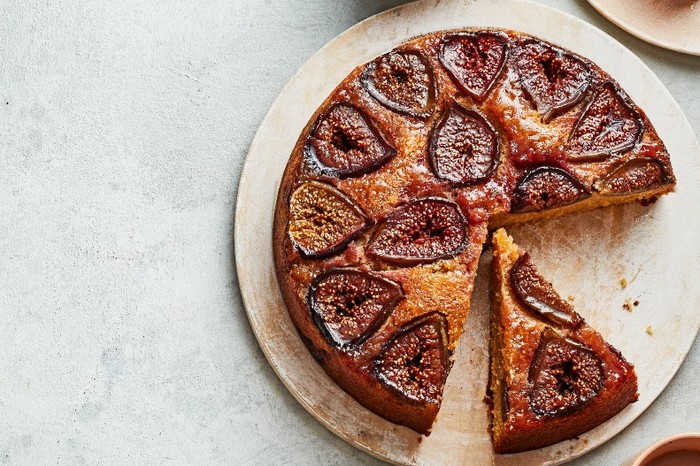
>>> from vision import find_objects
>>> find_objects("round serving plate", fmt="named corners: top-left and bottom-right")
top-left (587, 0), bottom-right (700, 56)
top-left (234, 0), bottom-right (700, 464)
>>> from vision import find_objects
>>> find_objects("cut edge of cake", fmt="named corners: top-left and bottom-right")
top-left (490, 183), bottom-right (674, 229)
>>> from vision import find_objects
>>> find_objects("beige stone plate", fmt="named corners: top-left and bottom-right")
top-left (587, 0), bottom-right (700, 56)
top-left (234, 1), bottom-right (700, 464)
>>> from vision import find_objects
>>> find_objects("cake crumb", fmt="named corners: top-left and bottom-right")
top-left (620, 278), bottom-right (628, 288)
top-left (646, 326), bottom-right (653, 336)
top-left (567, 295), bottom-right (575, 302)
top-left (623, 299), bottom-right (634, 312)
top-left (633, 300), bottom-right (639, 307)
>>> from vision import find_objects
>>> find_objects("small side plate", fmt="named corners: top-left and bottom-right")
top-left (587, 0), bottom-right (700, 56)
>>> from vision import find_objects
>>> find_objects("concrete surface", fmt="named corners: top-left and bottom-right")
top-left (0, 0), bottom-right (697, 464)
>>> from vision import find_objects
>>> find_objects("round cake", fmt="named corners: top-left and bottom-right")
top-left (272, 28), bottom-right (675, 437)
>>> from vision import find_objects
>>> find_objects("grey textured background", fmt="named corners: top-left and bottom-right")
top-left (1, 0), bottom-right (698, 464)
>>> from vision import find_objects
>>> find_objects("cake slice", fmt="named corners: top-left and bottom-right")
top-left (488, 229), bottom-right (638, 453)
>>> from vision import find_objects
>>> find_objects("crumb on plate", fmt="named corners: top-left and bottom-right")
top-left (623, 298), bottom-right (633, 312)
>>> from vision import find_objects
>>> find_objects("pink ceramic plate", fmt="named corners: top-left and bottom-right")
top-left (587, 0), bottom-right (700, 56)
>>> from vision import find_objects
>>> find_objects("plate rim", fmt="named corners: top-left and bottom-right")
top-left (234, 1), bottom-right (700, 464)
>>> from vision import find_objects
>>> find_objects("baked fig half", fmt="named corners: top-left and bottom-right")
top-left (362, 50), bottom-right (436, 118)
top-left (567, 82), bottom-right (644, 161)
top-left (309, 268), bottom-right (404, 348)
top-left (429, 105), bottom-right (499, 186)
top-left (439, 32), bottom-right (508, 101)
top-left (367, 198), bottom-right (469, 265)
top-left (511, 166), bottom-right (590, 213)
top-left (528, 328), bottom-right (603, 417)
top-left (305, 104), bottom-right (397, 178)
top-left (514, 40), bottom-right (591, 122)
top-left (288, 181), bottom-right (369, 258)
top-left (375, 312), bottom-right (449, 403)
top-left (595, 157), bottom-right (670, 196)
top-left (511, 253), bottom-right (583, 329)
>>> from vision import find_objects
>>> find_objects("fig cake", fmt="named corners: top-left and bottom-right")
top-left (488, 229), bottom-right (638, 453)
top-left (272, 28), bottom-right (674, 440)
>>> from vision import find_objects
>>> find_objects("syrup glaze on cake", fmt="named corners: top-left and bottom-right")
top-left (488, 229), bottom-right (638, 453)
top-left (273, 29), bottom-right (673, 437)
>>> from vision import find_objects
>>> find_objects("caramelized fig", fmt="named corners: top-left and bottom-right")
top-left (429, 105), bottom-right (499, 186)
top-left (528, 329), bottom-right (603, 417)
top-left (511, 254), bottom-right (583, 329)
top-left (362, 51), bottom-right (436, 118)
top-left (596, 157), bottom-right (669, 196)
top-left (511, 166), bottom-right (590, 213)
top-left (439, 33), bottom-right (508, 101)
top-left (375, 312), bottom-right (449, 403)
top-left (567, 82), bottom-right (643, 161)
top-left (367, 198), bottom-right (468, 265)
top-left (288, 181), bottom-right (368, 258)
top-left (305, 104), bottom-right (397, 178)
top-left (514, 41), bottom-right (591, 122)
top-left (309, 268), bottom-right (404, 348)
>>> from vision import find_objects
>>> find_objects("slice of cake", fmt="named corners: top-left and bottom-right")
top-left (488, 229), bottom-right (638, 453)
